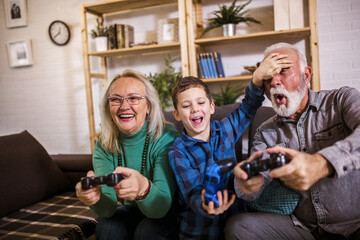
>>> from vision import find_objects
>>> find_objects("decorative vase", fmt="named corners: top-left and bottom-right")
top-left (222, 23), bottom-right (236, 37)
top-left (95, 36), bottom-right (108, 52)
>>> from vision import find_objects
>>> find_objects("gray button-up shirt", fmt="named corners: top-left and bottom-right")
top-left (236, 87), bottom-right (360, 237)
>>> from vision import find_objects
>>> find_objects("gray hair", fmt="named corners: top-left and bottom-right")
top-left (99, 69), bottom-right (165, 153)
top-left (264, 42), bottom-right (308, 75)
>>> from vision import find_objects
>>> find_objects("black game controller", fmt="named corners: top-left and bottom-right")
top-left (241, 153), bottom-right (290, 180)
top-left (81, 173), bottom-right (124, 190)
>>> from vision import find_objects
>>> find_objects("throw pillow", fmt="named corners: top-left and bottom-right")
top-left (0, 130), bottom-right (72, 217)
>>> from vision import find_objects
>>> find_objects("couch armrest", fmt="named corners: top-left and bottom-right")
top-left (51, 154), bottom-right (93, 188)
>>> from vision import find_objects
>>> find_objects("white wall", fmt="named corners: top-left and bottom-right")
top-left (0, 0), bottom-right (359, 154)
top-left (317, 0), bottom-right (360, 90)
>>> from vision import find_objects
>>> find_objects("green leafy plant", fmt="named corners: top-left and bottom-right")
top-left (147, 55), bottom-right (182, 110)
top-left (212, 83), bottom-right (246, 106)
top-left (202, 0), bottom-right (261, 36)
top-left (90, 17), bottom-right (109, 38)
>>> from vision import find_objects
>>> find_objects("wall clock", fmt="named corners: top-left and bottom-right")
top-left (48, 20), bottom-right (71, 46)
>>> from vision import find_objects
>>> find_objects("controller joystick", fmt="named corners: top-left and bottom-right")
top-left (81, 173), bottom-right (124, 190)
top-left (241, 153), bottom-right (290, 180)
top-left (204, 158), bottom-right (236, 208)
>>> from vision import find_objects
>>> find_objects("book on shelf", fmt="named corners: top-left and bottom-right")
top-left (208, 53), bottom-right (218, 78)
top-left (196, 54), bottom-right (205, 79)
top-left (199, 53), bottom-right (210, 79)
top-left (108, 25), bottom-right (117, 49)
top-left (108, 24), bottom-right (135, 49)
top-left (213, 52), bottom-right (225, 78)
top-left (197, 52), bottom-right (225, 79)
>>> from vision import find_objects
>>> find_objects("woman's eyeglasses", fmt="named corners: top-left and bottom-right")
top-left (108, 95), bottom-right (146, 106)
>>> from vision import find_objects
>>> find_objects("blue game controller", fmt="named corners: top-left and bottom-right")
top-left (204, 158), bottom-right (236, 208)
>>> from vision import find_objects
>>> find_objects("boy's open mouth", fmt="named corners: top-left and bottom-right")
top-left (191, 116), bottom-right (203, 124)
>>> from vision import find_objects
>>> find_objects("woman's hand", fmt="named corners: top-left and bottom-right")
top-left (201, 189), bottom-right (235, 215)
top-left (112, 166), bottom-right (149, 201)
top-left (75, 170), bottom-right (101, 206)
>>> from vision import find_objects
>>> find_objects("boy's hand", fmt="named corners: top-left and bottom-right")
top-left (234, 151), bottom-right (265, 194)
top-left (201, 189), bottom-right (235, 215)
top-left (252, 53), bottom-right (293, 88)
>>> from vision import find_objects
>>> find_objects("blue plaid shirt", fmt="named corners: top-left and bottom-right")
top-left (168, 81), bottom-right (264, 240)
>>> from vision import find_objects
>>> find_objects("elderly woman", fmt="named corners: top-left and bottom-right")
top-left (75, 69), bottom-right (179, 239)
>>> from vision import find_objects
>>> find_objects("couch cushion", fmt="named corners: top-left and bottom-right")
top-left (0, 131), bottom-right (72, 217)
top-left (0, 192), bottom-right (98, 239)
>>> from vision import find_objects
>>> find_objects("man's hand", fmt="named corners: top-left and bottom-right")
top-left (234, 151), bottom-right (265, 194)
top-left (75, 170), bottom-right (101, 206)
top-left (252, 52), bottom-right (293, 88)
top-left (268, 146), bottom-right (334, 191)
top-left (201, 189), bottom-right (235, 215)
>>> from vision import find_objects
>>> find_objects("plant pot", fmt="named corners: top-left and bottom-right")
top-left (95, 36), bottom-right (108, 52)
top-left (222, 24), bottom-right (236, 37)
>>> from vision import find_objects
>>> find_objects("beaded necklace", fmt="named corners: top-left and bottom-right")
top-left (118, 133), bottom-right (150, 175)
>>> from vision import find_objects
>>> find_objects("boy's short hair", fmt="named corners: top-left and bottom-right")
top-left (171, 76), bottom-right (212, 110)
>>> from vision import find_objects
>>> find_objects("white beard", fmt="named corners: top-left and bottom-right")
top-left (270, 79), bottom-right (307, 117)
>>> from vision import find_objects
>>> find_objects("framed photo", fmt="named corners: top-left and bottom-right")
top-left (3, 0), bottom-right (28, 28)
top-left (6, 40), bottom-right (33, 67)
top-left (157, 18), bottom-right (179, 44)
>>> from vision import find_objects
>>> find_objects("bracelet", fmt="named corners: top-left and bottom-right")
top-left (136, 178), bottom-right (151, 200)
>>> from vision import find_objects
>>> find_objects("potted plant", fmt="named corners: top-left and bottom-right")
top-left (212, 83), bottom-right (246, 106)
top-left (201, 0), bottom-right (261, 37)
top-left (147, 55), bottom-right (182, 110)
top-left (91, 17), bottom-right (109, 51)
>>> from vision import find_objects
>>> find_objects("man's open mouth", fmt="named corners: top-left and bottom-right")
top-left (274, 94), bottom-right (287, 105)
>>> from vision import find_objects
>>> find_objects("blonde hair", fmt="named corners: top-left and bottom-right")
top-left (99, 69), bottom-right (165, 153)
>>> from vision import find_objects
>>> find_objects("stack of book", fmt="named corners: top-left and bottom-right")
top-left (197, 52), bottom-right (225, 79)
top-left (108, 24), bottom-right (134, 49)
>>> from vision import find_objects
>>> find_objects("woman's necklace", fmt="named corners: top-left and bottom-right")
top-left (118, 133), bottom-right (150, 175)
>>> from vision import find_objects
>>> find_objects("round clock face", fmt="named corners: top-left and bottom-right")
top-left (48, 20), bottom-right (71, 46)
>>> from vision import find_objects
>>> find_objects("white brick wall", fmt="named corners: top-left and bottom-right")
top-left (317, 0), bottom-right (360, 90)
top-left (0, 0), bottom-right (359, 154)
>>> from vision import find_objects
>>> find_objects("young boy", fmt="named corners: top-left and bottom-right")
top-left (168, 53), bottom-right (291, 240)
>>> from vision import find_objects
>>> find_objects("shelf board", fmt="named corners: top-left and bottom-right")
top-left (84, 0), bottom-right (178, 15)
top-left (202, 75), bottom-right (252, 83)
top-left (89, 42), bottom-right (181, 57)
top-left (195, 28), bottom-right (311, 45)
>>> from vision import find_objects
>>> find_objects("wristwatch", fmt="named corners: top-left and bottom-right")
top-left (136, 179), bottom-right (151, 200)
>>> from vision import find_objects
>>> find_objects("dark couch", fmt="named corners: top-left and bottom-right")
top-left (0, 104), bottom-right (275, 239)
top-left (0, 131), bottom-right (97, 239)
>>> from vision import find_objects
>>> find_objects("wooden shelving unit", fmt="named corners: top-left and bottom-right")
top-left (80, 0), bottom-right (320, 151)
top-left (79, 0), bottom-right (189, 151)
top-left (186, 0), bottom-right (320, 89)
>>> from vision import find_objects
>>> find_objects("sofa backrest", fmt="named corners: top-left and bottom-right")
top-left (247, 106), bottom-right (276, 156)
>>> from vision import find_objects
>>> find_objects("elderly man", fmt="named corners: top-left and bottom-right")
top-left (225, 42), bottom-right (360, 240)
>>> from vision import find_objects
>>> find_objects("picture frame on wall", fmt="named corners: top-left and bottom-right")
top-left (6, 40), bottom-right (33, 67)
top-left (3, 0), bottom-right (28, 28)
